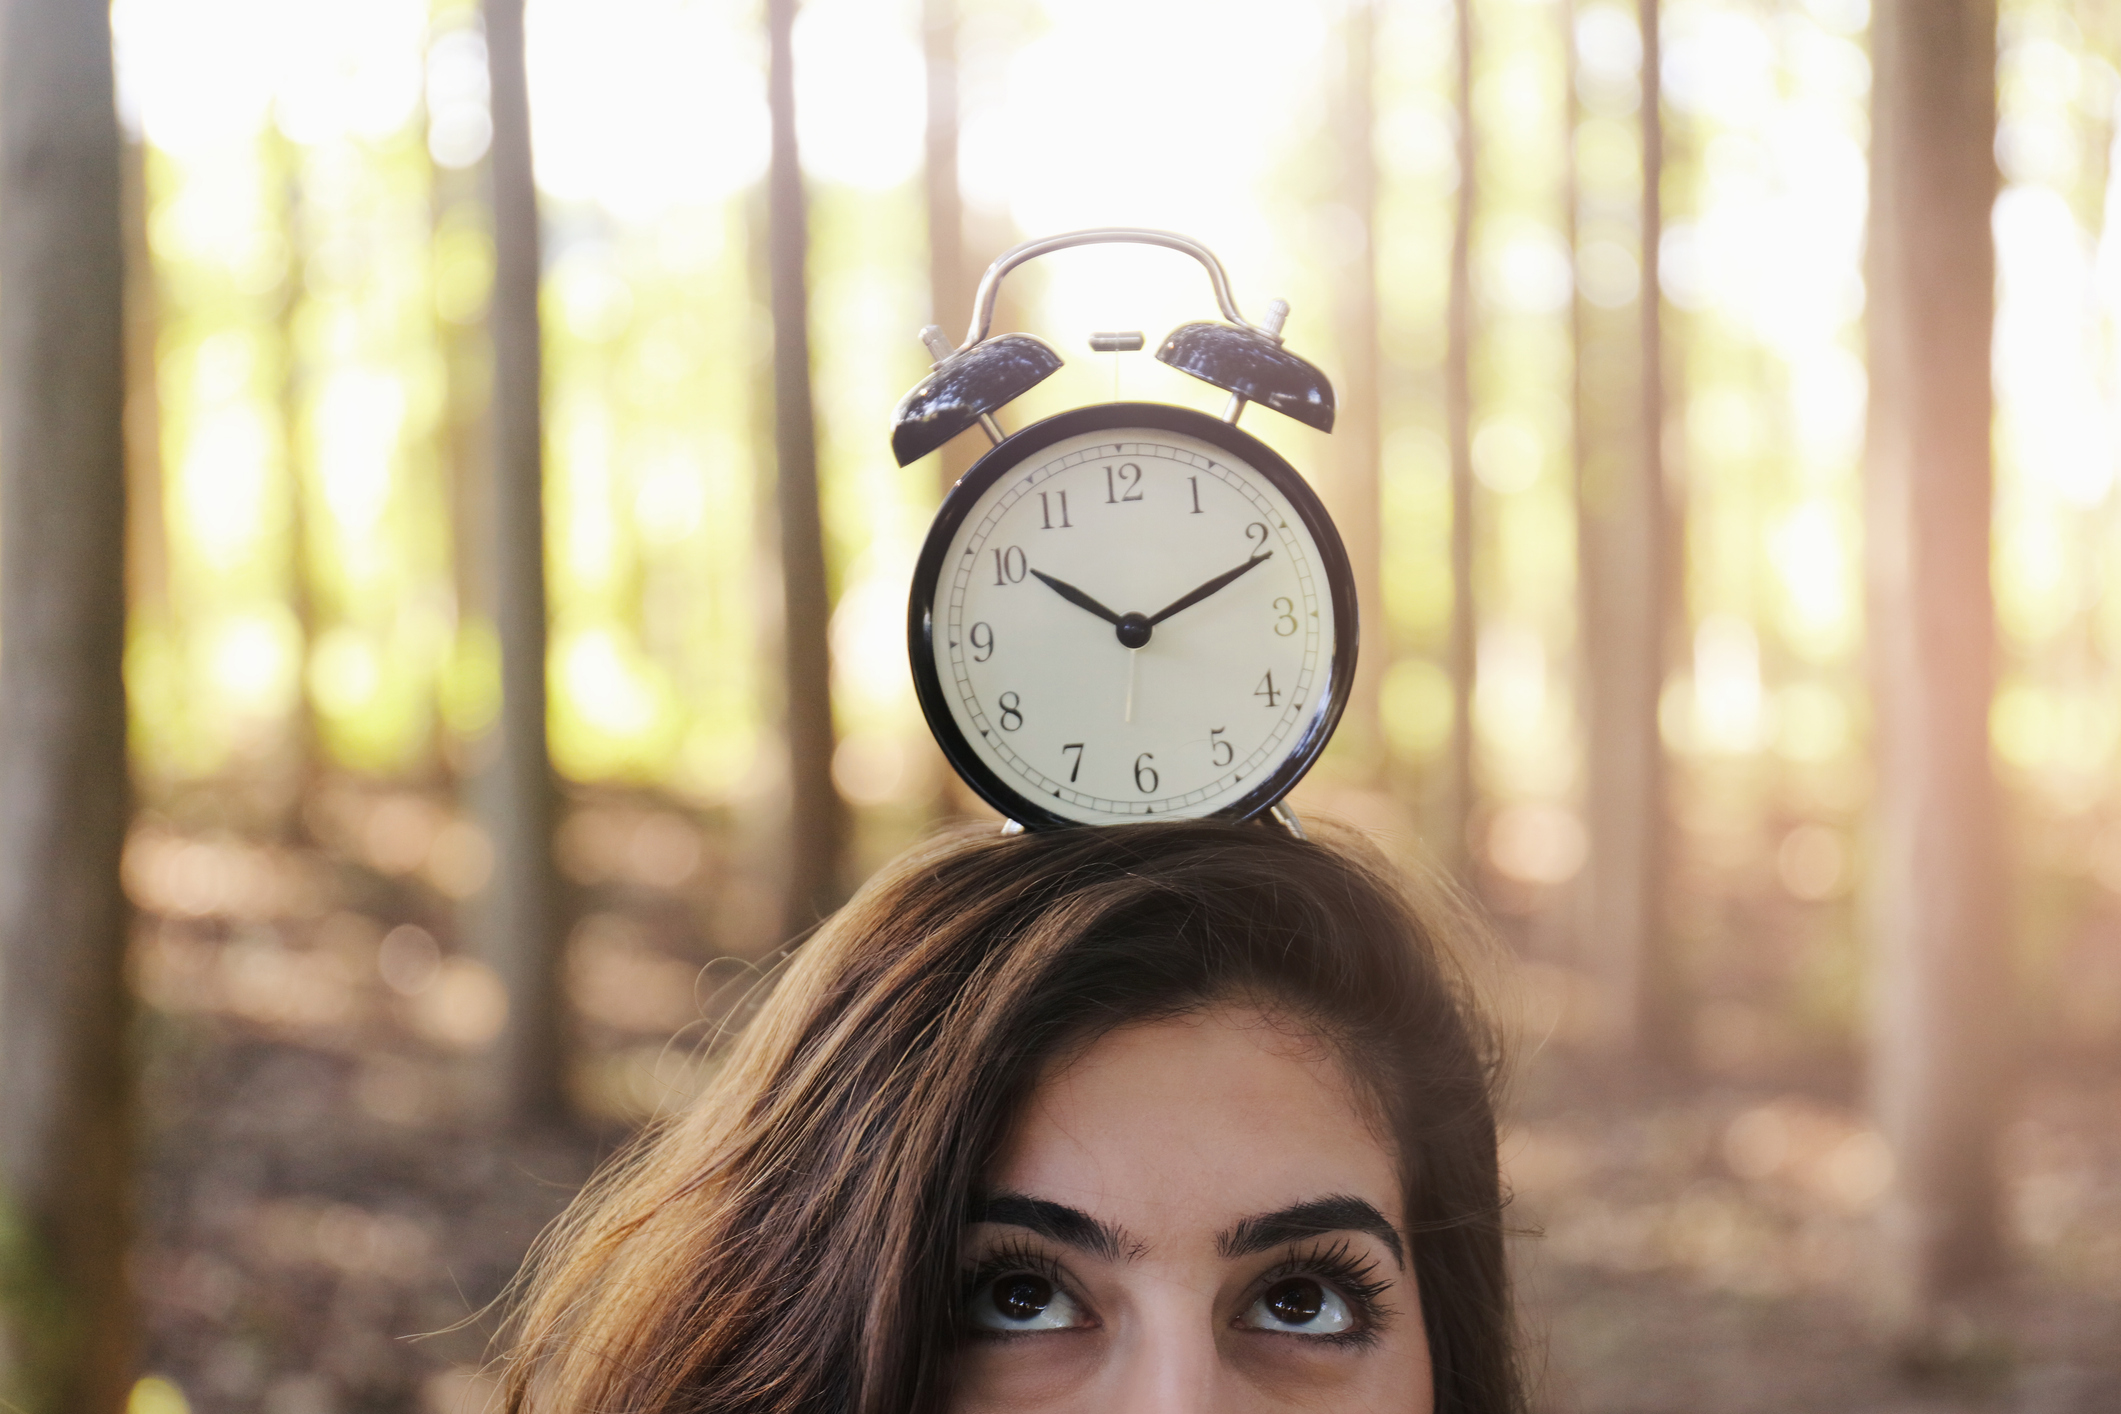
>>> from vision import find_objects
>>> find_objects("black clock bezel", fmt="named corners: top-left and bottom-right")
top-left (907, 401), bottom-right (1359, 830)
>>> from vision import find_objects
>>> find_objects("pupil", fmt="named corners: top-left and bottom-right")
top-left (1266, 1278), bottom-right (1325, 1325)
top-left (995, 1274), bottom-right (1053, 1322)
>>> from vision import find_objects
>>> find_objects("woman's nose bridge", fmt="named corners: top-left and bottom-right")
top-left (1106, 1286), bottom-right (1226, 1413)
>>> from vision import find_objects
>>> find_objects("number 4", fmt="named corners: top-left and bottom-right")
top-left (1254, 671), bottom-right (1280, 708)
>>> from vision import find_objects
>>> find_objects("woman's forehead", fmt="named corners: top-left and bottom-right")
top-left (984, 1004), bottom-right (1406, 1245)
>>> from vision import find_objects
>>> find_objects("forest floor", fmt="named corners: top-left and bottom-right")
top-left (126, 796), bottom-right (2121, 1413)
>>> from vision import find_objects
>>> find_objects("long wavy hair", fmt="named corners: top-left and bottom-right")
top-left (499, 819), bottom-right (1520, 1413)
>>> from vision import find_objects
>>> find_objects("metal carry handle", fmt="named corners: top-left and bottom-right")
top-left (955, 228), bottom-right (1278, 353)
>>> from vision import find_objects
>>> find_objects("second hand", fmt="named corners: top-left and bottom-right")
top-left (1124, 648), bottom-right (1139, 724)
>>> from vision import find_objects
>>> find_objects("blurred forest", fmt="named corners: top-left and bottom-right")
top-left (0, 0), bottom-right (2117, 1410)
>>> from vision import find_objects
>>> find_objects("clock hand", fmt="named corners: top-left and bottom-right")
top-left (1145, 551), bottom-right (1274, 627)
top-left (1029, 568), bottom-right (1124, 626)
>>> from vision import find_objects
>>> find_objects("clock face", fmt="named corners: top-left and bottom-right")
top-left (909, 402), bottom-right (1356, 828)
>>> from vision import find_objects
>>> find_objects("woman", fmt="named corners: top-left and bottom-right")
top-left (501, 819), bottom-right (1519, 1413)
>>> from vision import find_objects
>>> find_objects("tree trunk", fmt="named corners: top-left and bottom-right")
top-left (1866, 0), bottom-right (2007, 1344)
top-left (121, 136), bottom-right (167, 638)
top-left (0, 0), bottom-right (135, 1406)
top-left (1444, 0), bottom-right (1479, 876)
top-left (478, 0), bottom-right (570, 1127)
top-left (921, 0), bottom-right (983, 822)
top-left (272, 131), bottom-right (324, 833)
top-left (1573, 0), bottom-right (1679, 1063)
top-left (1335, 0), bottom-right (1386, 784)
top-left (922, 0), bottom-right (970, 498)
top-left (431, 99), bottom-right (494, 785)
top-left (767, 0), bottom-right (847, 931)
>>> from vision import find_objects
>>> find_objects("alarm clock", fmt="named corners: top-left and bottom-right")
top-left (891, 229), bottom-right (1355, 832)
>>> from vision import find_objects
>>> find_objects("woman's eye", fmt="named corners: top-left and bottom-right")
top-left (967, 1272), bottom-right (1086, 1332)
top-left (1241, 1276), bottom-right (1356, 1335)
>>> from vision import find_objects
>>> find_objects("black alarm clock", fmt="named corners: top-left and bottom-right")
top-left (891, 229), bottom-right (1356, 833)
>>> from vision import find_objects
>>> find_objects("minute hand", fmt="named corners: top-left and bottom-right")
top-left (1146, 551), bottom-right (1273, 626)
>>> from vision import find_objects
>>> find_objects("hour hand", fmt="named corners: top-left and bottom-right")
top-left (1030, 568), bottom-right (1124, 626)
top-left (1146, 551), bottom-right (1272, 626)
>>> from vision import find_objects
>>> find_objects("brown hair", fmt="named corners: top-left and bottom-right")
top-left (500, 819), bottom-right (1519, 1413)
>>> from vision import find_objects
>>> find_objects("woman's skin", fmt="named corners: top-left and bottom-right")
top-left (951, 1004), bottom-right (1434, 1413)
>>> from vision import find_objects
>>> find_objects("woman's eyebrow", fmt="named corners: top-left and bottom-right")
top-left (1217, 1195), bottom-right (1405, 1266)
top-left (969, 1192), bottom-right (1138, 1261)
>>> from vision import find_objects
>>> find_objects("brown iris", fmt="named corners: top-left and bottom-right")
top-left (993, 1274), bottom-right (1054, 1322)
top-left (1263, 1277), bottom-right (1326, 1325)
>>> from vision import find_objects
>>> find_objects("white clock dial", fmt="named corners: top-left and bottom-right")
top-left (926, 420), bottom-right (1340, 825)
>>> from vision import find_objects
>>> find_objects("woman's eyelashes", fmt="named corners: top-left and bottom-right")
top-left (1235, 1241), bottom-right (1394, 1345)
top-left (962, 1245), bottom-right (1093, 1335)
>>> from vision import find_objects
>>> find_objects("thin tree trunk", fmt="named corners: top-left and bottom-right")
top-left (479, 0), bottom-right (569, 1126)
top-left (1635, 0), bottom-right (1681, 1063)
top-left (121, 137), bottom-right (166, 635)
top-left (921, 0), bottom-right (982, 822)
top-left (1574, 0), bottom-right (1678, 1062)
top-left (1866, 0), bottom-right (2007, 1344)
top-left (272, 132), bottom-right (323, 833)
top-left (0, 0), bottom-right (134, 1405)
top-left (431, 83), bottom-right (494, 783)
top-left (1564, 0), bottom-right (1588, 756)
top-left (922, 0), bottom-right (969, 495)
top-left (429, 159), bottom-right (485, 791)
top-left (767, 0), bottom-right (846, 930)
top-left (1444, 0), bottom-right (1479, 875)
top-left (1337, 0), bottom-right (1386, 783)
